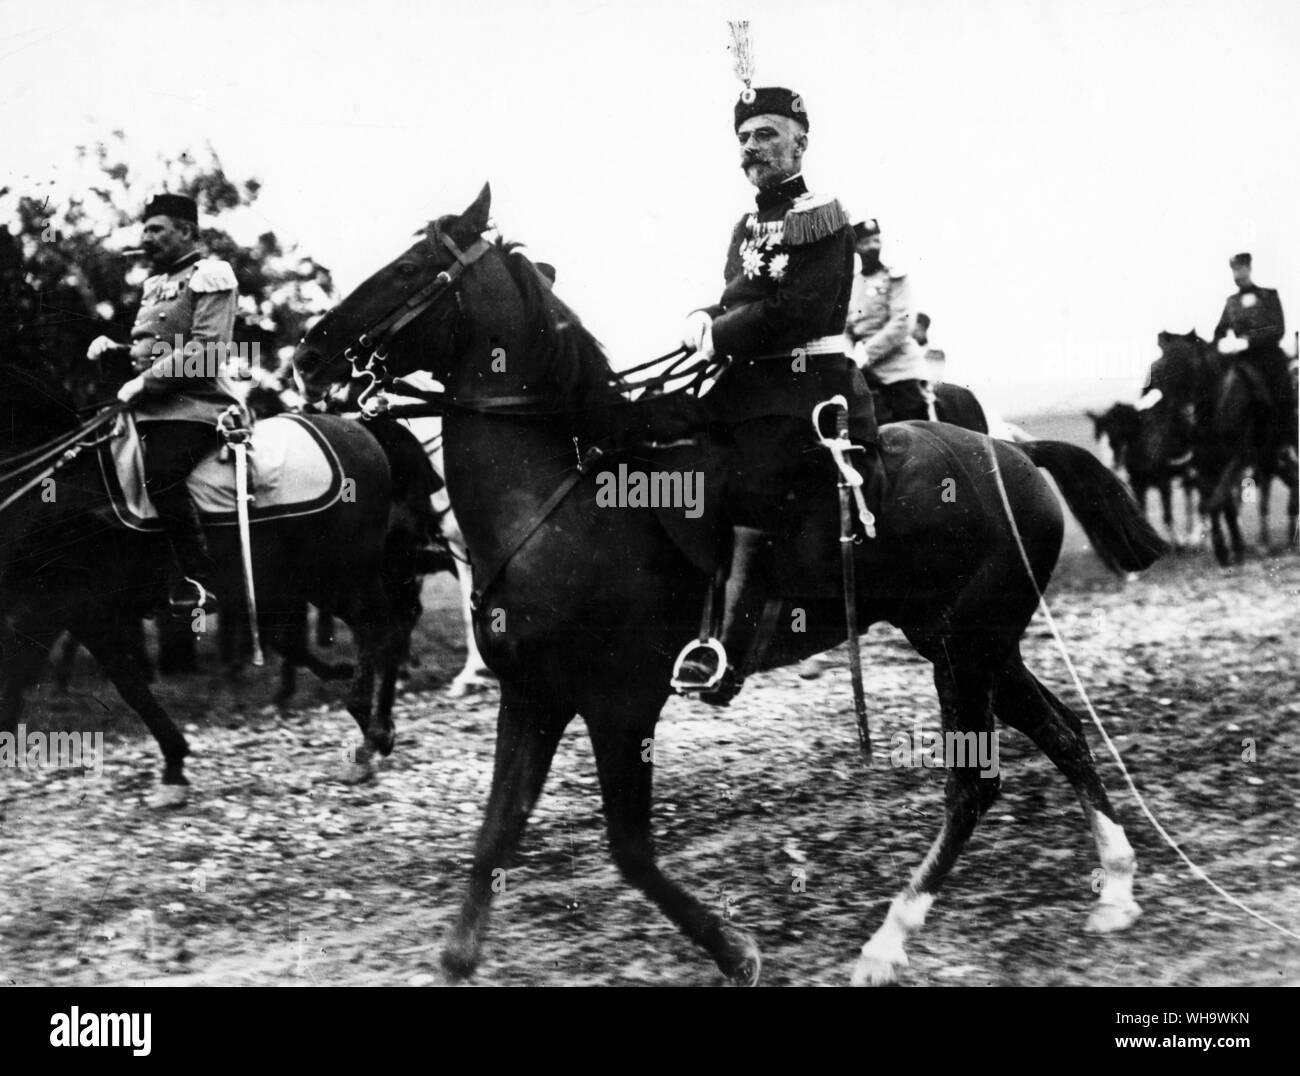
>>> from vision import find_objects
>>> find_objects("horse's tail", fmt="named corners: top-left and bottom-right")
top-left (1018, 440), bottom-right (1169, 573)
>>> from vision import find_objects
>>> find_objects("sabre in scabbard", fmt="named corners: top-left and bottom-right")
top-left (218, 406), bottom-right (264, 667)
top-left (813, 395), bottom-right (873, 766)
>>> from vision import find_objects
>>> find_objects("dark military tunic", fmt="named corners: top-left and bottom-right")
top-left (700, 174), bottom-right (874, 442)
top-left (697, 175), bottom-right (874, 524)
top-left (1212, 283), bottom-right (1293, 440)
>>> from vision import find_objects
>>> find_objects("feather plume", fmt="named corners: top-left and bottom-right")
top-left (727, 20), bottom-right (754, 89)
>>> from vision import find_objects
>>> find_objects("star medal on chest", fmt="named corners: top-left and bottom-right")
top-left (1241, 292), bottom-right (1257, 308)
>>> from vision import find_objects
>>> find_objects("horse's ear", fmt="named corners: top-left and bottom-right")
top-left (462, 183), bottom-right (492, 235)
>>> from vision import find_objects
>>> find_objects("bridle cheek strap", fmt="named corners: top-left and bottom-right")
top-left (354, 231), bottom-right (496, 357)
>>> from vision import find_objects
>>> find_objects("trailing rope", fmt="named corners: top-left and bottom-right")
top-left (985, 434), bottom-right (1300, 943)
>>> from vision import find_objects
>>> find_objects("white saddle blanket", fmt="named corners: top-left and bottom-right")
top-left (103, 413), bottom-right (345, 531)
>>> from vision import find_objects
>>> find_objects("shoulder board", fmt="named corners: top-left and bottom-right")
top-left (189, 258), bottom-right (238, 293)
top-left (782, 192), bottom-right (850, 246)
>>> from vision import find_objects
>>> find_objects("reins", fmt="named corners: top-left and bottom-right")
top-left (0, 405), bottom-right (124, 515)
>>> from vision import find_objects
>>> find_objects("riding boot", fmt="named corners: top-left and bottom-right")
top-left (672, 526), bottom-right (776, 706)
top-left (162, 495), bottom-right (219, 618)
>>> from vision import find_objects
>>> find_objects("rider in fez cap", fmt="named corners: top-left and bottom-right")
top-left (1229, 252), bottom-right (1252, 269)
top-left (143, 193), bottom-right (199, 224)
top-left (734, 85), bottom-right (809, 131)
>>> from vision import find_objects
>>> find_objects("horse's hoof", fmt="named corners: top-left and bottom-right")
top-left (851, 943), bottom-right (908, 986)
top-left (150, 783), bottom-right (189, 809)
top-left (1085, 900), bottom-right (1142, 933)
top-left (446, 672), bottom-right (496, 699)
top-left (716, 925), bottom-right (761, 986)
top-left (369, 729), bottom-right (396, 758)
top-left (340, 746), bottom-right (375, 785)
top-left (440, 934), bottom-right (479, 981)
top-left (796, 656), bottom-right (826, 680)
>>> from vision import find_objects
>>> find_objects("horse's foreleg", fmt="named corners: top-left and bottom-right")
top-left (584, 691), bottom-right (762, 985)
top-left (1181, 480), bottom-right (1202, 548)
top-left (1256, 473), bottom-right (1274, 553)
top-left (993, 653), bottom-right (1140, 934)
top-left (852, 642), bottom-right (1000, 986)
top-left (75, 621), bottom-right (190, 804)
top-left (441, 684), bottom-right (571, 980)
top-left (1158, 482), bottom-right (1177, 548)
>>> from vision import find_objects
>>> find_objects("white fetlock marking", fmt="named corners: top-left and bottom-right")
top-left (151, 784), bottom-right (188, 809)
top-left (1088, 811), bottom-right (1141, 931)
top-left (341, 744), bottom-right (375, 785)
top-left (852, 892), bottom-right (933, 986)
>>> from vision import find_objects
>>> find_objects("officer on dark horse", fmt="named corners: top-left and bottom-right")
top-left (1211, 252), bottom-right (1296, 470)
top-left (672, 84), bottom-right (875, 702)
top-left (86, 193), bottom-right (239, 617)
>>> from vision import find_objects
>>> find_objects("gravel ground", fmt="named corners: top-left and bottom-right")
top-left (3, 539), bottom-right (1297, 988)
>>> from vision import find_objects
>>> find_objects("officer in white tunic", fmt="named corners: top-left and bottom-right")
top-left (86, 193), bottom-right (240, 613)
top-left (845, 219), bottom-right (930, 423)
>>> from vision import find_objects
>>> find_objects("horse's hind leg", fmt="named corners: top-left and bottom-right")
top-left (852, 639), bottom-right (1001, 986)
top-left (1, 622), bottom-right (60, 729)
top-left (584, 691), bottom-right (762, 985)
top-left (74, 620), bottom-right (191, 805)
top-left (441, 683), bottom-right (572, 979)
top-left (992, 652), bottom-right (1141, 933)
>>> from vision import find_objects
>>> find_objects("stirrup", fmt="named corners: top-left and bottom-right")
top-left (670, 637), bottom-right (728, 693)
top-left (168, 576), bottom-right (217, 616)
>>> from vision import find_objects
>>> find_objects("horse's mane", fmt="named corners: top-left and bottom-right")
top-left (494, 239), bottom-right (627, 414)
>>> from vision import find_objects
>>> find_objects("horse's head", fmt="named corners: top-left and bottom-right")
top-left (1086, 402), bottom-right (1139, 471)
top-left (1155, 328), bottom-right (1216, 403)
top-left (295, 183), bottom-right (610, 417)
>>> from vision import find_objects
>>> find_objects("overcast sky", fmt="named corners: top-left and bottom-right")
top-left (3, 0), bottom-right (1297, 414)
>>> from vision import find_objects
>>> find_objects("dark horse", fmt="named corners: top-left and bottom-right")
top-left (1155, 330), bottom-right (1298, 564)
top-left (294, 185), bottom-right (1166, 985)
top-left (0, 364), bottom-right (432, 804)
top-left (1087, 400), bottom-right (1197, 550)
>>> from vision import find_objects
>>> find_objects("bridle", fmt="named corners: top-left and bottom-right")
top-left (311, 223), bottom-right (718, 419)
top-left (327, 228), bottom-right (496, 412)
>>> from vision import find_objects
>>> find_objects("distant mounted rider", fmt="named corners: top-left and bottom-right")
top-left (86, 192), bottom-right (241, 615)
top-left (845, 218), bottom-right (931, 423)
top-left (672, 74), bottom-right (873, 703)
top-left (1211, 252), bottom-right (1296, 465)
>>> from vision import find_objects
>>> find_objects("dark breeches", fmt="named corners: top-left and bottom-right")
top-left (138, 420), bottom-right (220, 525)
top-left (871, 378), bottom-right (930, 425)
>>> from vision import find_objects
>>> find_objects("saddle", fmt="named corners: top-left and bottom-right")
top-left (100, 413), bottom-right (347, 532)
top-left (595, 391), bottom-right (890, 589)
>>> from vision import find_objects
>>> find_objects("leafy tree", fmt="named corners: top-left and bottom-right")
top-left (1, 131), bottom-right (333, 405)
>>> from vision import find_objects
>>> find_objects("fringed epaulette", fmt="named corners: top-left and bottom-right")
top-left (188, 258), bottom-right (238, 293)
top-left (782, 193), bottom-right (850, 246)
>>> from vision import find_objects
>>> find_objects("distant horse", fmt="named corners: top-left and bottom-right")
top-left (1087, 399), bottom-right (1198, 549)
top-left (0, 364), bottom-right (428, 803)
top-left (297, 369), bottom-right (492, 697)
top-left (1156, 330), bottom-right (1298, 563)
top-left (294, 185), bottom-right (1167, 986)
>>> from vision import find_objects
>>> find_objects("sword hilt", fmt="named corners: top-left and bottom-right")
top-left (812, 395), bottom-right (876, 538)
